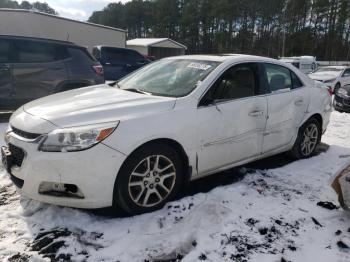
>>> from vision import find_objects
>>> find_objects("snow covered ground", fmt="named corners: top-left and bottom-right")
top-left (1, 112), bottom-right (350, 262)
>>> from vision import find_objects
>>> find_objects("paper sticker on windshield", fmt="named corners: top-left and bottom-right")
top-left (187, 62), bottom-right (212, 70)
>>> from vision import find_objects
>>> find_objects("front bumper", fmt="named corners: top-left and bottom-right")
top-left (3, 133), bottom-right (126, 209)
top-left (333, 95), bottom-right (350, 112)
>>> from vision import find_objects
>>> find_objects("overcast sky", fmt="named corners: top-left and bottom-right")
top-left (21, 0), bottom-right (130, 21)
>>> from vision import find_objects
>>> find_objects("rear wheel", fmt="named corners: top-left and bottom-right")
top-left (290, 118), bottom-right (321, 159)
top-left (114, 143), bottom-right (184, 214)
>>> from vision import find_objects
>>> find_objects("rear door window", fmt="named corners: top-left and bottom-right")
top-left (0, 39), bottom-right (11, 63)
top-left (291, 71), bottom-right (304, 89)
top-left (13, 39), bottom-right (56, 63)
top-left (55, 45), bottom-right (70, 61)
top-left (264, 63), bottom-right (292, 92)
top-left (68, 47), bottom-right (95, 63)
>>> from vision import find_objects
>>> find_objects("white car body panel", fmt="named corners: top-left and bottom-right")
top-left (4, 54), bottom-right (332, 208)
top-left (6, 132), bottom-right (126, 208)
top-left (262, 87), bottom-right (310, 153)
top-left (197, 96), bottom-right (267, 174)
top-left (22, 84), bottom-right (177, 128)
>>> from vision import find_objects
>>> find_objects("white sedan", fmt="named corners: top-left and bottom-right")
top-left (308, 66), bottom-right (350, 92)
top-left (1, 55), bottom-right (332, 214)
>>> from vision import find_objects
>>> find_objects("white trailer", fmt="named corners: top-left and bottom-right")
top-left (127, 38), bottom-right (187, 60)
top-left (0, 9), bottom-right (126, 51)
top-left (279, 56), bottom-right (317, 74)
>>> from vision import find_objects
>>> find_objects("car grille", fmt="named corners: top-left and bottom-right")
top-left (9, 144), bottom-right (25, 167)
top-left (11, 126), bottom-right (41, 140)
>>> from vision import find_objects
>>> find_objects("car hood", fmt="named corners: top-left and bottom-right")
top-left (22, 84), bottom-right (176, 128)
top-left (308, 72), bottom-right (339, 81)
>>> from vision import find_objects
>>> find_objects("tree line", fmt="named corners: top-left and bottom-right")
top-left (0, 0), bottom-right (57, 15)
top-left (88, 0), bottom-right (350, 61)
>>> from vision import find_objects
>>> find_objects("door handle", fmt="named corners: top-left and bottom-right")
top-left (294, 99), bottom-right (304, 106)
top-left (249, 110), bottom-right (264, 117)
top-left (126, 64), bottom-right (132, 67)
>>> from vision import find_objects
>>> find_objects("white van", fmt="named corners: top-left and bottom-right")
top-left (279, 56), bottom-right (317, 74)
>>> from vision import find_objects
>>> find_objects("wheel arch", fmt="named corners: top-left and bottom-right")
top-left (309, 113), bottom-right (323, 129)
top-left (112, 137), bottom-right (192, 209)
top-left (117, 138), bottom-right (191, 182)
top-left (301, 112), bottom-right (323, 129)
top-left (136, 138), bottom-right (190, 173)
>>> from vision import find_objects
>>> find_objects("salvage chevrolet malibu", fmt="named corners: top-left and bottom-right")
top-left (2, 55), bottom-right (332, 214)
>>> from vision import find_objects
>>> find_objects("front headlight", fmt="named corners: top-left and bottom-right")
top-left (324, 78), bottom-right (336, 83)
top-left (39, 122), bottom-right (119, 152)
top-left (337, 88), bottom-right (349, 97)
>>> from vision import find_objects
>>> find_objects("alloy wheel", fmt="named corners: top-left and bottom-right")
top-left (300, 123), bottom-right (318, 156)
top-left (128, 155), bottom-right (176, 207)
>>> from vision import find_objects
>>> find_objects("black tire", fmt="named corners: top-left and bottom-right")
top-left (289, 117), bottom-right (322, 159)
top-left (334, 82), bottom-right (341, 94)
top-left (114, 143), bottom-right (184, 215)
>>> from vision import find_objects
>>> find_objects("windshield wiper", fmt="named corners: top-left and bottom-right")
top-left (124, 88), bottom-right (151, 95)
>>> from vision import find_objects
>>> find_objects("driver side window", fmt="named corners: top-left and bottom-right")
top-left (201, 63), bottom-right (259, 105)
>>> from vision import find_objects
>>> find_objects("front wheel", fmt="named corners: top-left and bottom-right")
top-left (289, 118), bottom-right (322, 159)
top-left (114, 143), bottom-right (184, 215)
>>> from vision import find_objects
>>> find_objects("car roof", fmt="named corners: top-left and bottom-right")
top-left (0, 34), bottom-right (86, 49)
top-left (166, 54), bottom-right (278, 63)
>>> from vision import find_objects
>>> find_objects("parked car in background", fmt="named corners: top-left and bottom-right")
top-left (334, 84), bottom-right (350, 112)
top-left (308, 66), bottom-right (350, 93)
top-left (0, 35), bottom-right (104, 111)
top-left (92, 46), bottom-right (149, 81)
top-left (279, 56), bottom-right (317, 74)
top-left (2, 55), bottom-right (332, 215)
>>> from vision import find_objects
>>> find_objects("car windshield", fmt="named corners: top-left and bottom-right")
top-left (314, 67), bottom-right (343, 73)
top-left (117, 59), bottom-right (220, 97)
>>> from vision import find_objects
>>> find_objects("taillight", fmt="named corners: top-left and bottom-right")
top-left (327, 87), bottom-right (333, 96)
top-left (92, 65), bottom-right (103, 76)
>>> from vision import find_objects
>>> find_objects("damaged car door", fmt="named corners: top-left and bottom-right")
top-left (197, 62), bottom-right (268, 174)
top-left (262, 63), bottom-right (310, 153)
